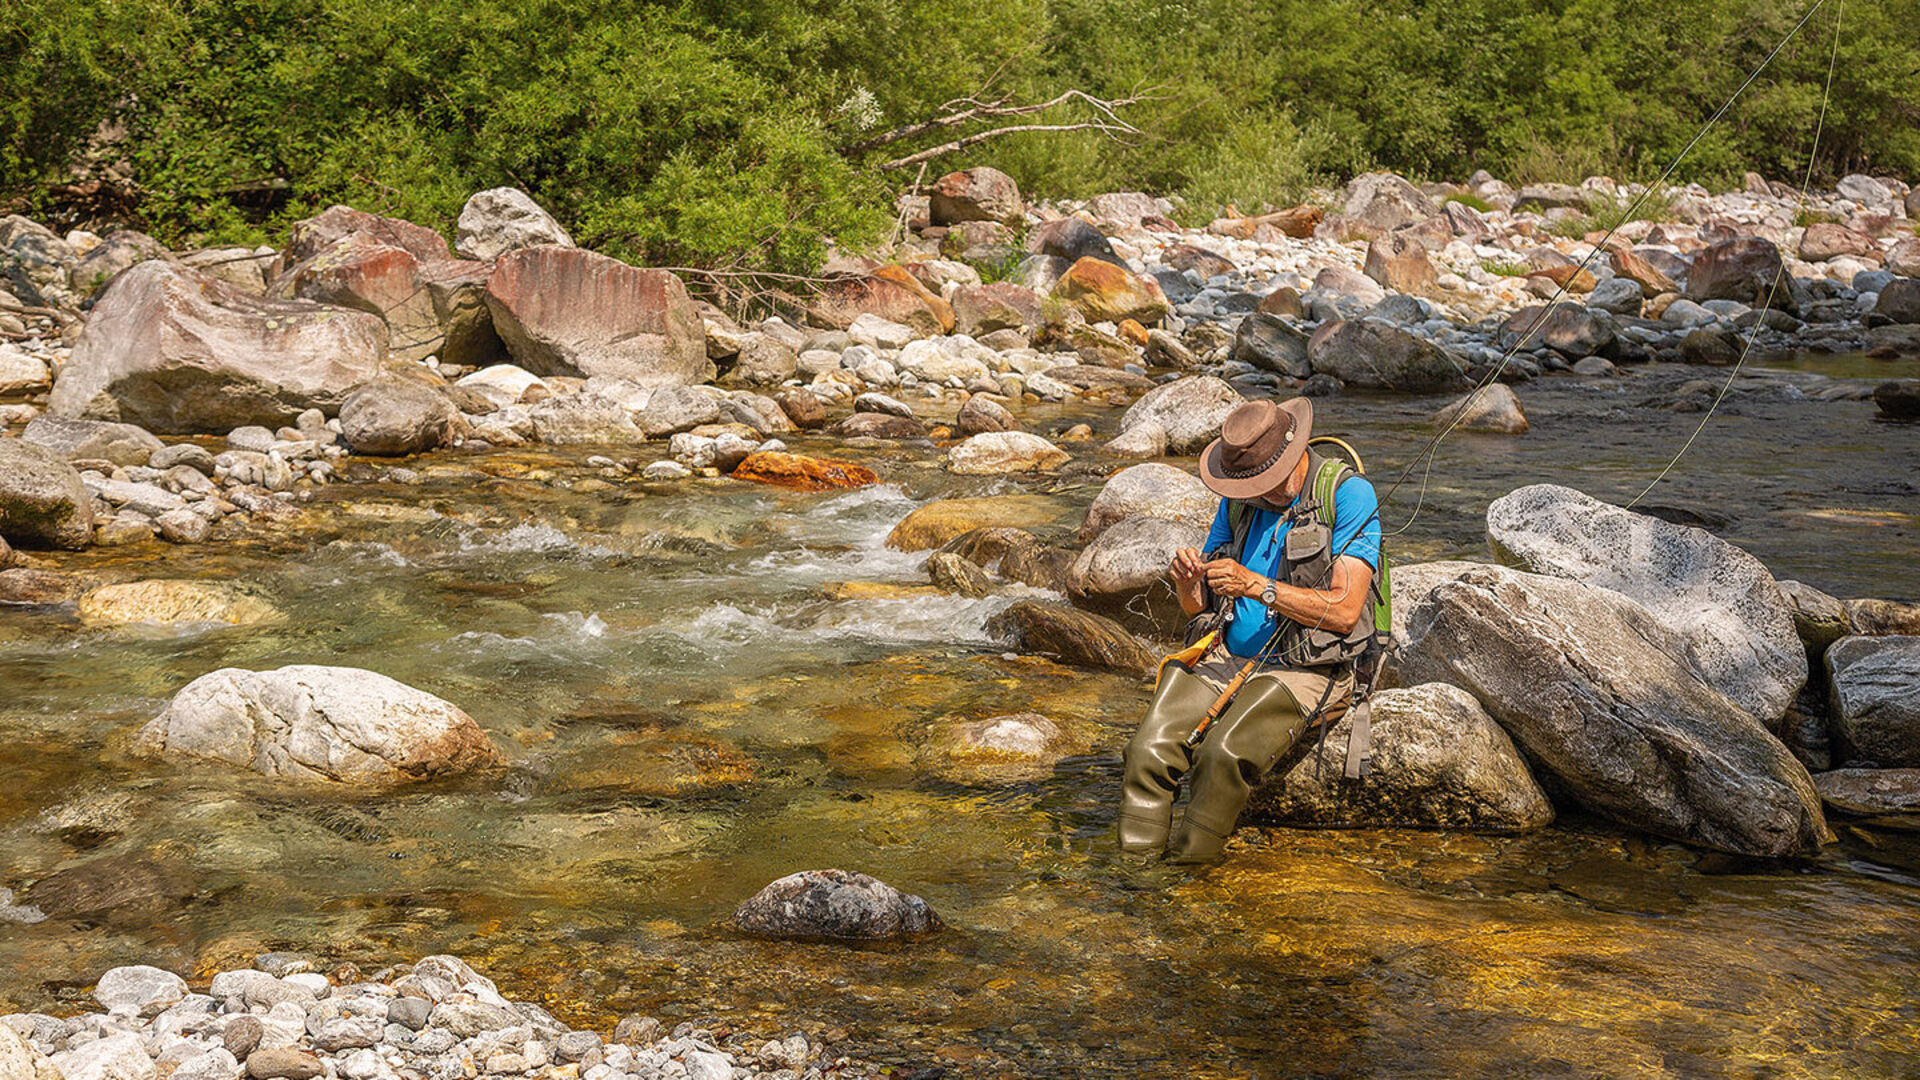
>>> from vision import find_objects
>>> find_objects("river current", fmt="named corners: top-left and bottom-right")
top-left (3, 359), bottom-right (1917, 1078)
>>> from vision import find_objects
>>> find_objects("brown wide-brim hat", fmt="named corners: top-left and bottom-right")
top-left (1199, 398), bottom-right (1314, 500)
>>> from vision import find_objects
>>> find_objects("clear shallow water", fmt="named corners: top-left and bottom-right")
top-left (2, 360), bottom-right (1918, 1078)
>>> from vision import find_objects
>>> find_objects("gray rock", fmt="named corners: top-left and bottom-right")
top-left (1826, 635), bottom-right (1920, 767)
top-left (1308, 319), bottom-right (1470, 392)
top-left (1873, 278), bottom-right (1920, 324)
top-left (730, 868), bottom-right (943, 941)
top-left (953, 395), bottom-right (1015, 436)
top-left (427, 1001), bottom-right (522, 1039)
top-left (50, 261), bottom-right (388, 433)
top-left (170, 1049), bottom-right (242, 1080)
top-left (310, 1018), bottom-right (382, 1053)
top-left (1069, 514), bottom-right (1204, 603)
top-left (0, 438), bottom-right (95, 549)
top-left (138, 665), bottom-right (502, 783)
top-left (222, 1017), bottom-right (264, 1059)
top-left (1813, 768), bottom-right (1920, 816)
top-left (1779, 580), bottom-right (1850, 653)
top-left (1231, 312), bottom-right (1311, 377)
top-left (20, 416), bottom-right (163, 466)
top-left (1874, 379), bottom-right (1920, 420)
top-left (986, 600), bottom-right (1157, 675)
top-left (946, 431), bottom-right (1067, 474)
top-left (1835, 173), bottom-right (1892, 206)
top-left (1498, 302), bottom-right (1616, 358)
top-left (527, 393), bottom-right (641, 445)
top-left (1487, 483), bottom-right (1806, 721)
top-left (1248, 683), bottom-right (1554, 831)
top-left (1118, 376), bottom-right (1241, 454)
top-left (725, 333), bottom-right (799, 387)
top-left (1429, 384), bottom-right (1528, 434)
top-left (0, 1024), bottom-right (59, 1080)
top-left (93, 965), bottom-right (188, 1017)
top-left (1078, 463), bottom-right (1215, 543)
top-left (853, 392), bottom-right (914, 418)
top-left (385, 998), bottom-right (431, 1032)
top-left (926, 551), bottom-right (993, 598)
top-left (150, 444), bottom-right (217, 475)
top-left (156, 508), bottom-right (212, 544)
top-left (226, 426), bottom-right (275, 453)
top-left (634, 384), bottom-right (724, 437)
top-left (1341, 173), bottom-right (1439, 239)
top-left (454, 188), bottom-right (574, 261)
top-left (1588, 276), bottom-right (1644, 317)
top-left (1686, 237), bottom-right (1792, 310)
top-left (0, 215), bottom-right (78, 310)
top-left (340, 380), bottom-right (463, 456)
top-left (51, 1033), bottom-right (155, 1080)
top-left (1397, 564), bottom-right (1829, 856)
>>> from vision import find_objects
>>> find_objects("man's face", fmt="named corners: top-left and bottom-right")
top-left (1251, 455), bottom-right (1308, 510)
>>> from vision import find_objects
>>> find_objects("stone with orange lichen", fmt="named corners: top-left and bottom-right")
top-left (1050, 257), bottom-right (1169, 326)
top-left (730, 451), bottom-right (877, 491)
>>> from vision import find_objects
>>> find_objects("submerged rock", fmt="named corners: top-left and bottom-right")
top-left (917, 712), bottom-right (1091, 784)
top-left (1249, 683), bottom-right (1554, 832)
top-left (138, 665), bottom-right (503, 783)
top-left (76, 580), bottom-right (279, 627)
top-left (1429, 384), bottom-right (1528, 434)
top-left (1826, 635), bottom-right (1920, 767)
top-left (1397, 565), bottom-right (1830, 857)
top-left (1487, 483), bottom-right (1806, 721)
top-left (886, 496), bottom-right (1063, 551)
top-left (987, 600), bottom-right (1158, 675)
top-left (730, 869), bottom-right (943, 942)
top-left (20, 416), bottom-right (164, 466)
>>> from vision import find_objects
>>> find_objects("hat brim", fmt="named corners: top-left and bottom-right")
top-left (1198, 397), bottom-right (1313, 500)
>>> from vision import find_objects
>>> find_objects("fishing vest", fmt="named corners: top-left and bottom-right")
top-left (1209, 444), bottom-right (1392, 668)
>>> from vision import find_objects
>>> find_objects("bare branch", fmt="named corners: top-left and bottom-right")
top-left (0, 299), bottom-right (78, 325)
top-left (844, 89), bottom-right (1147, 156)
top-left (877, 120), bottom-right (1140, 171)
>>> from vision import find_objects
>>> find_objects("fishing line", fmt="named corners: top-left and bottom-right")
top-left (1625, 0), bottom-right (1847, 509)
top-left (1370, 0), bottom-right (1838, 538)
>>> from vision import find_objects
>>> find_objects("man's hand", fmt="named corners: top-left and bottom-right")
top-left (1169, 547), bottom-right (1206, 583)
top-left (1203, 558), bottom-right (1265, 600)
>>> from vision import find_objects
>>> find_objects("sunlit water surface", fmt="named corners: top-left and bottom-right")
top-left (3, 359), bottom-right (1917, 1078)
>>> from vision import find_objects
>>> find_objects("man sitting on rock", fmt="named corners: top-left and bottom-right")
top-left (1119, 398), bottom-right (1382, 863)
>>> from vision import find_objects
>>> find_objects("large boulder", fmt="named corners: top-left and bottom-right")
top-left (951, 282), bottom-right (1041, 336)
top-left (928, 167), bottom-right (1024, 227)
top-left (1362, 233), bottom-right (1436, 294)
top-left (269, 236), bottom-right (455, 364)
top-left (339, 378), bottom-right (464, 456)
top-left (987, 599), bottom-right (1158, 675)
top-left (454, 187), bottom-right (574, 261)
top-left (1798, 222), bottom-right (1875, 262)
top-left (483, 247), bottom-right (711, 385)
top-left (1068, 515), bottom-right (1204, 599)
top-left (1029, 218), bottom-right (1123, 267)
top-left (731, 869), bottom-right (942, 942)
top-left (21, 416), bottom-right (163, 466)
top-left (418, 260), bottom-right (512, 369)
top-left (1248, 683), bottom-right (1555, 832)
top-left (1308, 319), bottom-right (1470, 392)
top-left (1486, 484), bottom-right (1805, 721)
top-left (946, 431), bottom-right (1068, 474)
top-left (137, 665), bottom-right (503, 783)
top-left (1117, 376), bottom-right (1241, 454)
top-left (1497, 302), bottom-right (1617, 358)
top-left (50, 261), bottom-right (389, 433)
top-left (806, 268), bottom-right (954, 336)
top-left (282, 205), bottom-right (450, 266)
top-left (1340, 173), bottom-right (1439, 240)
top-left (1686, 237), bottom-right (1792, 310)
top-left (1231, 312), bottom-right (1311, 377)
top-left (1051, 258), bottom-right (1169, 326)
top-left (1874, 278), bottom-right (1920, 325)
top-left (0, 437), bottom-right (95, 549)
top-left (1396, 565), bottom-right (1830, 856)
top-left (1078, 462), bottom-right (1216, 543)
top-left (1825, 635), bottom-right (1920, 767)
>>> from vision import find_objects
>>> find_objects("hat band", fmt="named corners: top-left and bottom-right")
top-left (1218, 437), bottom-right (1292, 480)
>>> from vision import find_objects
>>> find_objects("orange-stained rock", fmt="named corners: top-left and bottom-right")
top-left (1206, 205), bottom-right (1322, 240)
top-left (1051, 257), bottom-right (1169, 326)
top-left (1610, 248), bottom-right (1678, 295)
top-left (1116, 319), bottom-right (1149, 347)
top-left (1525, 264), bottom-right (1597, 294)
top-left (732, 451), bottom-right (879, 491)
top-left (807, 266), bottom-right (955, 336)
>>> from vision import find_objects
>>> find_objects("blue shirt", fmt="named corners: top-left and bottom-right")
top-left (1202, 476), bottom-right (1382, 659)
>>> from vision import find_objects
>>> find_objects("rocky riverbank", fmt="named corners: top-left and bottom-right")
top-left (2, 164), bottom-right (1918, 1069)
top-left (1, 955), bottom-right (874, 1080)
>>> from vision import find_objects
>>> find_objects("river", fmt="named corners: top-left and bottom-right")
top-left (3, 358), bottom-right (1917, 1077)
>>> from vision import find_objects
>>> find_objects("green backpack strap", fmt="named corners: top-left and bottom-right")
top-left (1309, 457), bottom-right (1392, 641)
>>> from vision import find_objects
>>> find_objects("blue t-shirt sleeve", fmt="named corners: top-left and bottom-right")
top-left (1331, 476), bottom-right (1382, 571)
top-left (1202, 497), bottom-right (1231, 554)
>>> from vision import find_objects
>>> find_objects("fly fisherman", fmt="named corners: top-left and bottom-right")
top-left (1119, 398), bottom-right (1384, 864)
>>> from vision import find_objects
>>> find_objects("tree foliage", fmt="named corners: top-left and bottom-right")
top-left (1, 0), bottom-right (1911, 273)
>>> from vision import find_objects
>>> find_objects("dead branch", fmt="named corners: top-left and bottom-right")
top-left (843, 88), bottom-right (1146, 157)
top-left (0, 299), bottom-right (78, 325)
top-left (878, 120), bottom-right (1139, 171)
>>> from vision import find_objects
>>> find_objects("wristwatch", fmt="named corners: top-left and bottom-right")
top-left (1258, 578), bottom-right (1277, 609)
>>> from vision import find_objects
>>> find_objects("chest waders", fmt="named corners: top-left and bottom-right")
top-left (1118, 442), bottom-right (1392, 863)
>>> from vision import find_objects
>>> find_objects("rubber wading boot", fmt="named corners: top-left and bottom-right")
top-left (1165, 675), bottom-right (1311, 864)
top-left (1118, 665), bottom-right (1219, 853)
